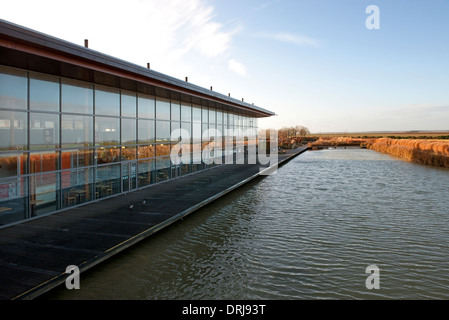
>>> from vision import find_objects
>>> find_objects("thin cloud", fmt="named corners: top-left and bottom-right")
top-left (228, 59), bottom-right (247, 77)
top-left (260, 32), bottom-right (320, 47)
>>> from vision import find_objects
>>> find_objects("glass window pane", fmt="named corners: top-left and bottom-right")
top-left (0, 66), bottom-right (27, 110)
top-left (138, 159), bottom-right (155, 186)
top-left (95, 116), bottom-right (119, 146)
top-left (181, 122), bottom-right (191, 140)
top-left (30, 113), bottom-right (59, 149)
top-left (0, 153), bottom-right (27, 178)
top-left (61, 149), bottom-right (94, 169)
top-left (156, 97), bottom-right (170, 120)
top-left (138, 145), bottom-right (155, 159)
top-left (0, 176), bottom-right (28, 225)
top-left (96, 147), bottom-right (120, 164)
top-left (30, 73), bottom-right (59, 112)
top-left (192, 122), bottom-right (201, 144)
top-left (121, 91), bottom-right (137, 118)
top-left (121, 118), bottom-right (136, 145)
top-left (138, 119), bottom-right (155, 144)
top-left (0, 111), bottom-right (27, 151)
top-left (170, 121), bottom-right (180, 142)
top-left (202, 107), bottom-right (208, 123)
top-left (192, 105), bottom-right (201, 122)
top-left (181, 102), bottom-right (191, 122)
top-left (155, 157), bottom-right (170, 182)
top-left (62, 79), bottom-right (93, 114)
top-left (156, 143), bottom-right (170, 157)
top-left (156, 121), bottom-right (170, 142)
top-left (171, 100), bottom-right (180, 121)
top-left (61, 114), bottom-right (93, 148)
top-left (95, 86), bottom-right (119, 116)
top-left (217, 111), bottom-right (223, 124)
top-left (30, 172), bottom-right (59, 216)
top-left (138, 94), bottom-right (155, 119)
top-left (95, 164), bottom-right (120, 199)
top-left (61, 167), bottom-right (93, 207)
top-left (30, 151), bottom-right (59, 173)
top-left (209, 109), bottom-right (216, 124)
top-left (122, 146), bottom-right (137, 161)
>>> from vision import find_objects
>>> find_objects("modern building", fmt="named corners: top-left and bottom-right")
top-left (0, 19), bottom-right (275, 227)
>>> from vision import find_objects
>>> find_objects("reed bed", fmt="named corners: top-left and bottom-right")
top-left (367, 138), bottom-right (449, 168)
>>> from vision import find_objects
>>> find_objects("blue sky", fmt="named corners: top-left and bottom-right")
top-left (2, 0), bottom-right (449, 132)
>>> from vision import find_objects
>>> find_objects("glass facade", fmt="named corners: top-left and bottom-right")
top-left (0, 65), bottom-right (259, 226)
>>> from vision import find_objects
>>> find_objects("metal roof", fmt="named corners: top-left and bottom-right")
top-left (0, 19), bottom-right (275, 118)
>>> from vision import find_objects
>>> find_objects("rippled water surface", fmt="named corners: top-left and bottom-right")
top-left (47, 148), bottom-right (449, 299)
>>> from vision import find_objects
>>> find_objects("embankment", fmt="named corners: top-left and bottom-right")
top-left (367, 138), bottom-right (449, 168)
top-left (308, 137), bottom-right (371, 149)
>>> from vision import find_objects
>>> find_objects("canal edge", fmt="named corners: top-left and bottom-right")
top-left (12, 147), bottom-right (308, 300)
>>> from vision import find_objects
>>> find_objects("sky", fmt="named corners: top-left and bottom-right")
top-left (2, 0), bottom-right (449, 133)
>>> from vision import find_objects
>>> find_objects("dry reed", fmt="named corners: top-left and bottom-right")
top-left (367, 138), bottom-right (449, 168)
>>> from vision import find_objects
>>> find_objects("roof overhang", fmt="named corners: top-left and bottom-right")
top-left (0, 19), bottom-right (275, 118)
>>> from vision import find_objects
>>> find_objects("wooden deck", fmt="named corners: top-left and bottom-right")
top-left (0, 147), bottom-right (308, 300)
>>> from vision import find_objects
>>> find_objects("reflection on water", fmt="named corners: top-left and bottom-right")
top-left (45, 148), bottom-right (449, 299)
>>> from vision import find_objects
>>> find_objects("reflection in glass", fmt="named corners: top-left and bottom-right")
top-left (121, 91), bottom-right (137, 118)
top-left (138, 159), bottom-right (154, 187)
top-left (95, 164), bottom-right (120, 199)
top-left (121, 146), bottom-right (137, 161)
top-left (122, 162), bottom-right (137, 192)
top-left (170, 122), bottom-right (180, 142)
top-left (192, 105), bottom-right (201, 122)
top-left (95, 86), bottom-right (120, 116)
top-left (209, 109), bottom-right (216, 124)
top-left (156, 143), bottom-right (171, 157)
top-left (156, 98), bottom-right (170, 120)
top-left (202, 107), bottom-right (208, 123)
top-left (30, 73), bottom-right (59, 112)
top-left (62, 79), bottom-right (93, 114)
top-left (155, 157), bottom-right (170, 182)
top-left (181, 122), bottom-right (191, 143)
top-left (62, 114), bottom-right (93, 147)
top-left (181, 102), bottom-right (191, 122)
top-left (0, 111), bottom-right (27, 151)
top-left (156, 121), bottom-right (170, 142)
top-left (61, 149), bottom-right (94, 169)
top-left (138, 145), bottom-right (155, 159)
top-left (61, 167), bottom-right (93, 207)
top-left (96, 147), bottom-right (120, 164)
top-left (138, 94), bottom-right (155, 119)
top-left (0, 153), bottom-right (27, 178)
top-left (0, 66), bottom-right (27, 110)
top-left (30, 171), bottom-right (59, 216)
top-left (121, 118), bottom-right (136, 145)
top-left (30, 112), bottom-right (59, 149)
top-left (30, 151), bottom-right (59, 173)
top-left (171, 100), bottom-right (180, 121)
top-left (0, 176), bottom-right (28, 225)
top-left (192, 123), bottom-right (201, 144)
top-left (95, 116), bottom-right (119, 146)
top-left (138, 119), bottom-right (155, 144)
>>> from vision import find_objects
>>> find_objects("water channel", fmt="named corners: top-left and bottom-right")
top-left (45, 148), bottom-right (449, 299)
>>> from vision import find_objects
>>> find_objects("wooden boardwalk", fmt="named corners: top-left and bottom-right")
top-left (0, 147), bottom-right (308, 300)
